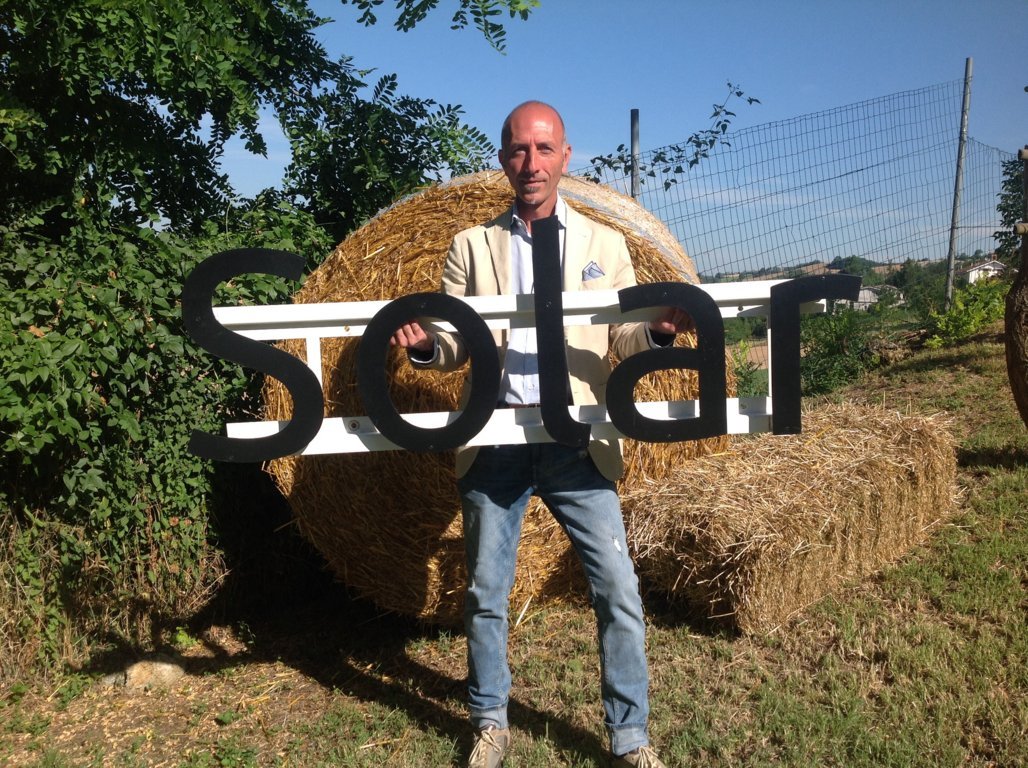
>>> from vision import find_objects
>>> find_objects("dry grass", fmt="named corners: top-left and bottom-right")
top-left (1, 626), bottom-right (338, 768)
top-left (624, 401), bottom-right (959, 633)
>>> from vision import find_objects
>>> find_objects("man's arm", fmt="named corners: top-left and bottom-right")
top-left (389, 237), bottom-right (471, 370)
top-left (607, 233), bottom-right (695, 358)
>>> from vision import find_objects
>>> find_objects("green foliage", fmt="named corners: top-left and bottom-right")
top-left (993, 157), bottom-right (1023, 268)
top-left (886, 258), bottom-right (948, 318)
top-left (586, 83), bottom-right (760, 189)
top-left (1, 0), bottom-right (536, 681)
top-left (171, 625), bottom-right (200, 651)
top-left (196, 191), bottom-right (335, 274)
top-left (730, 339), bottom-right (767, 398)
top-left (724, 318), bottom-right (769, 398)
top-left (215, 708), bottom-right (242, 726)
top-left (4, 517), bottom-right (68, 675)
top-left (722, 316), bottom-right (767, 345)
top-left (342, 0), bottom-right (538, 52)
top-left (0, 206), bottom-right (329, 667)
top-left (0, 0), bottom-right (332, 236)
top-left (179, 736), bottom-right (258, 767)
top-left (923, 278), bottom-right (1007, 348)
top-left (1, 0), bottom-right (535, 241)
top-left (828, 255), bottom-right (882, 285)
top-left (282, 70), bottom-right (495, 242)
top-left (800, 307), bottom-right (882, 395)
top-left (52, 673), bottom-right (91, 711)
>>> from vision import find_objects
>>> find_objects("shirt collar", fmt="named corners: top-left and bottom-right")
top-left (511, 194), bottom-right (567, 235)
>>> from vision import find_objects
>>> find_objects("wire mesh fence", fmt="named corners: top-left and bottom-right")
top-left (575, 80), bottom-right (1013, 282)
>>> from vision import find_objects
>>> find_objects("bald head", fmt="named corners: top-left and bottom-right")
top-left (500, 101), bottom-right (567, 154)
top-left (497, 101), bottom-right (572, 223)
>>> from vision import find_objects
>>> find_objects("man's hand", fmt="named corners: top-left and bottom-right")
top-left (648, 307), bottom-right (695, 336)
top-left (390, 321), bottom-right (435, 353)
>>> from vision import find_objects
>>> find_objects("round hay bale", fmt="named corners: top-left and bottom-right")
top-left (264, 170), bottom-right (729, 624)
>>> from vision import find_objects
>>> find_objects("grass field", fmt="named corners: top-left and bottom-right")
top-left (2, 325), bottom-right (1025, 767)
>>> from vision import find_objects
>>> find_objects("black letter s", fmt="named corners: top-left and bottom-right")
top-left (181, 249), bottom-right (324, 462)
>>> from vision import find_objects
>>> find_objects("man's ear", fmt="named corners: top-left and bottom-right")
top-left (561, 143), bottom-right (572, 173)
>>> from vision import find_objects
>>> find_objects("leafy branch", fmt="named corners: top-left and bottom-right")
top-left (994, 157), bottom-right (1023, 267)
top-left (342, 0), bottom-right (538, 51)
top-left (585, 82), bottom-right (759, 190)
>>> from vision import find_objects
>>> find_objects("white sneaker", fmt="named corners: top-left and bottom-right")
top-left (467, 725), bottom-right (511, 768)
top-left (613, 744), bottom-right (668, 767)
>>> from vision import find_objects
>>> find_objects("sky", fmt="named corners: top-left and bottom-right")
top-left (221, 0), bottom-right (1028, 197)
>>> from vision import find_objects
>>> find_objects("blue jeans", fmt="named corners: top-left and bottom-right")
top-left (457, 443), bottom-right (650, 755)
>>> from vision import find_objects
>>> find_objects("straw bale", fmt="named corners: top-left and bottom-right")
top-left (263, 171), bottom-right (729, 624)
top-left (623, 402), bottom-right (958, 634)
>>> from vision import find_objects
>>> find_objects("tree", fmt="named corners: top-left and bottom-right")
top-left (995, 157), bottom-right (1024, 268)
top-left (0, 0), bottom-right (538, 674)
top-left (0, 0), bottom-right (537, 239)
top-left (281, 70), bottom-right (494, 243)
top-left (828, 255), bottom-right (881, 285)
top-left (280, 1), bottom-right (539, 241)
top-left (1, 1), bottom-right (332, 235)
top-left (342, 0), bottom-right (539, 51)
top-left (887, 259), bottom-right (948, 317)
top-left (1004, 150), bottom-right (1028, 429)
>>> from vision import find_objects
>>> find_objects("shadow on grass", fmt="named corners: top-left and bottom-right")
top-left (78, 457), bottom-right (609, 765)
top-left (879, 346), bottom-right (998, 378)
top-left (194, 588), bottom-right (606, 765)
top-left (641, 588), bottom-right (740, 637)
top-left (85, 576), bottom-right (607, 764)
top-left (957, 443), bottom-right (1028, 470)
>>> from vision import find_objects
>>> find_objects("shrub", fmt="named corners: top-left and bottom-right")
top-left (800, 307), bottom-right (881, 395)
top-left (731, 339), bottom-right (767, 397)
top-left (0, 204), bottom-right (330, 676)
top-left (924, 279), bottom-right (1008, 348)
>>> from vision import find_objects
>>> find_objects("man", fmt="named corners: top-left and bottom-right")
top-left (392, 101), bottom-right (690, 768)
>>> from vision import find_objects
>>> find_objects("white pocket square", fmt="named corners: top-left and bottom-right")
top-left (582, 261), bottom-right (605, 281)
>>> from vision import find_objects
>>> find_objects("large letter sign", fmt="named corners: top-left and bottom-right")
top-left (181, 249), bottom-right (324, 462)
top-left (181, 250), bottom-right (860, 463)
top-left (608, 282), bottom-right (727, 442)
top-left (769, 274), bottom-right (862, 434)
top-left (356, 292), bottom-right (500, 452)
top-left (532, 216), bottom-right (592, 449)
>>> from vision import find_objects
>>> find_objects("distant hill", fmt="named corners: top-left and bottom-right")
top-left (700, 256), bottom-right (959, 284)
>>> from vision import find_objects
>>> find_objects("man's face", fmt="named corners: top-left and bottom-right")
top-left (499, 105), bottom-right (571, 218)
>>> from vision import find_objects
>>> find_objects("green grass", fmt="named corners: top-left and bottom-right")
top-left (3, 325), bottom-right (1025, 766)
top-left (284, 703), bottom-right (459, 766)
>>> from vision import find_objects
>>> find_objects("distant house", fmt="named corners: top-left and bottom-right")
top-left (841, 284), bottom-right (904, 311)
top-left (961, 260), bottom-right (1006, 284)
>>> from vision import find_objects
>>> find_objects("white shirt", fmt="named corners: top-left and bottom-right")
top-left (500, 196), bottom-right (569, 405)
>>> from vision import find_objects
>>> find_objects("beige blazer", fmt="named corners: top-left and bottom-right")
top-left (422, 203), bottom-right (652, 481)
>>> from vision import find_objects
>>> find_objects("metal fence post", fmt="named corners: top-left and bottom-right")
top-left (631, 108), bottom-right (640, 199)
top-left (945, 57), bottom-right (973, 310)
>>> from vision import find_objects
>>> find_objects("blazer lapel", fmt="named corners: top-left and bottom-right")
top-left (562, 205), bottom-right (591, 291)
top-left (485, 209), bottom-right (513, 296)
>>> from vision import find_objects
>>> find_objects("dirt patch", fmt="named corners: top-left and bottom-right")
top-left (3, 599), bottom-right (471, 767)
